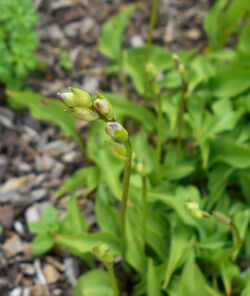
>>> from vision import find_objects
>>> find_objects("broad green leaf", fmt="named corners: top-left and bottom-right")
top-left (29, 221), bottom-right (51, 235)
top-left (169, 250), bottom-right (221, 296)
top-left (211, 61), bottom-right (250, 98)
top-left (210, 139), bottom-right (250, 169)
top-left (31, 234), bottom-right (54, 255)
top-left (95, 183), bottom-right (120, 236)
top-left (43, 205), bottom-right (58, 224)
top-left (124, 45), bottom-right (172, 95)
top-left (147, 258), bottom-right (162, 296)
top-left (61, 194), bottom-right (88, 234)
top-left (7, 90), bottom-right (83, 151)
top-left (99, 5), bottom-right (136, 60)
top-left (103, 92), bottom-right (156, 131)
top-left (220, 260), bottom-right (241, 296)
top-left (53, 232), bottom-right (120, 258)
top-left (163, 224), bottom-right (192, 288)
top-left (56, 167), bottom-right (99, 198)
top-left (74, 269), bottom-right (113, 296)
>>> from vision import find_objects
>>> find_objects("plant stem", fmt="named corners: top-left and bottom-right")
top-left (155, 92), bottom-right (163, 181)
top-left (230, 222), bottom-right (242, 261)
top-left (147, 0), bottom-right (160, 48)
top-left (120, 139), bottom-right (132, 261)
top-left (176, 73), bottom-right (187, 159)
top-left (141, 175), bottom-right (148, 248)
top-left (108, 267), bottom-right (119, 296)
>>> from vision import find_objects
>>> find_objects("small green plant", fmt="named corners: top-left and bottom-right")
top-left (9, 1), bottom-right (250, 295)
top-left (0, 0), bottom-right (39, 88)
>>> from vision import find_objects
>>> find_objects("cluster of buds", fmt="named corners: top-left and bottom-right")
top-left (172, 53), bottom-right (186, 79)
top-left (92, 242), bottom-right (114, 269)
top-left (186, 202), bottom-right (208, 219)
top-left (58, 88), bottom-right (130, 159)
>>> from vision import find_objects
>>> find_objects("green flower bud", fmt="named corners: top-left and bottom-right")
top-left (213, 211), bottom-right (231, 225)
top-left (58, 92), bottom-right (75, 107)
top-left (69, 87), bottom-right (92, 108)
top-left (73, 107), bottom-right (99, 121)
top-left (105, 122), bottom-right (128, 142)
top-left (137, 163), bottom-right (148, 176)
top-left (186, 202), bottom-right (205, 219)
top-left (109, 141), bottom-right (128, 161)
top-left (94, 98), bottom-right (114, 120)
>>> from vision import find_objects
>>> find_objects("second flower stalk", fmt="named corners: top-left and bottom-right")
top-left (58, 87), bottom-right (132, 261)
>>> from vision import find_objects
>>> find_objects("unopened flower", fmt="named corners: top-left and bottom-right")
top-left (69, 87), bottom-right (92, 108)
top-left (57, 91), bottom-right (75, 107)
top-left (73, 107), bottom-right (99, 121)
top-left (94, 92), bottom-right (114, 120)
top-left (105, 122), bottom-right (128, 142)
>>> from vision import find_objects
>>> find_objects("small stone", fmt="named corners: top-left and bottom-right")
top-left (0, 204), bottom-right (15, 229)
top-left (31, 189), bottom-right (48, 201)
top-left (17, 163), bottom-right (32, 173)
top-left (2, 234), bottom-right (24, 257)
top-left (184, 29), bottom-right (201, 40)
top-left (25, 202), bottom-right (51, 224)
top-left (10, 288), bottom-right (22, 296)
top-left (130, 35), bottom-right (144, 47)
top-left (35, 155), bottom-right (55, 172)
top-left (20, 264), bottom-right (36, 276)
top-left (62, 151), bottom-right (79, 163)
top-left (14, 221), bottom-right (25, 236)
top-left (51, 162), bottom-right (64, 178)
top-left (43, 265), bottom-right (61, 284)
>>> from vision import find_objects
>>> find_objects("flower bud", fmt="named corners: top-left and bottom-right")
top-left (172, 53), bottom-right (180, 65)
top-left (73, 107), bottom-right (99, 121)
top-left (94, 98), bottom-right (114, 120)
top-left (69, 87), bottom-right (92, 108)
top-left (212, 211), bottom-right (231, 225)
top-left (58, 92), bottom-right (75, 107)
top-left (109, 141), bottom-right (128, 161)
top-left (105, 122), bottom-right (128, 142)
top-left (186, 202), bottom-right (205, 219)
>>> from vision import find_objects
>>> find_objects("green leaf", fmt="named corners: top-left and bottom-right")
top-left (163, 224), bottom-right (192, 288)
top-left (7, 90), bottom-right (83, 151)
top-left (95, 183), bottom-right (120, 236)
top-left (74, 269), bottom-right (113, 296)
top-left (103, 92), bottom-right (156, 131)
top-left (31, 234), bottom-right (54, 255)
top-left (43, 205), bottom-right (58, 224)
top-left (61, 194), bottom-right (88, 234)
top-left (99, 5), bottom-right (136, 60)
top-left (169, 250), bottom-right (221, 296)
top-left (53, 232), bottom-right (120, 258)
top-left (147, 258), bottom-right (162, 296)
top-left (210, 139), bottom-right (250, 169)
top-left (124, 46), bottom-right (172, 95)
top-left (211, 60), bottom-right (250, 98)
top-left (56, 167), bottom-right (99, 198)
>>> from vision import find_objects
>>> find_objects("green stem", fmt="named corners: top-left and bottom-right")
top-left (155, 93), bottom-right (163, 181)
top-left (120, 139), bottom-right (132, 261)
top-left (176, 74), bottom-right (187, 159)
top-left (230, 222), bottom-right (242, 261)
top-left (144, 0), bottom-right (160, 97)
top-left (108, 267), bottom-right (119, 296)
top-left (142, 175), bottom-right (148, 249)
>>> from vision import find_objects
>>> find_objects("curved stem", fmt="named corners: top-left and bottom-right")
top-left (120, 139), bottom-right (132, 261)
top-left (142, 175), bottom-right (148, 249)
top-left (176, 74), bottom-right (187, 159)
top-left (108, 266), bottom-right (119, 296)
top-left (155, 93), bottom-right (163, 181)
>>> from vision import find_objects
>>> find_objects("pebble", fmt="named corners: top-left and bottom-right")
top-left (2, 234), bottom-right (24, 257)
top-left (43, 264), bottom-right (61, 284)
top-left (9, 288), bottom-right (22, 296)
top-left (62, 151), bottom-right (79, 163)
top-left (20, 263), bottom-right (36, 276)
top-left (130, 35), bottom-right (144, 47)
top-left (64, 257), bottom-right (77, 286)
top-left (51, 162), bottom-right (64, 178)
top-left (35, 155), bottom-right (55, 172)
top-left (31, 189), bottom-right (48, 201)
top-left (14, 220), bottom-right (25, 236)
top-left (25, 202), bottom-right (51, 224)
